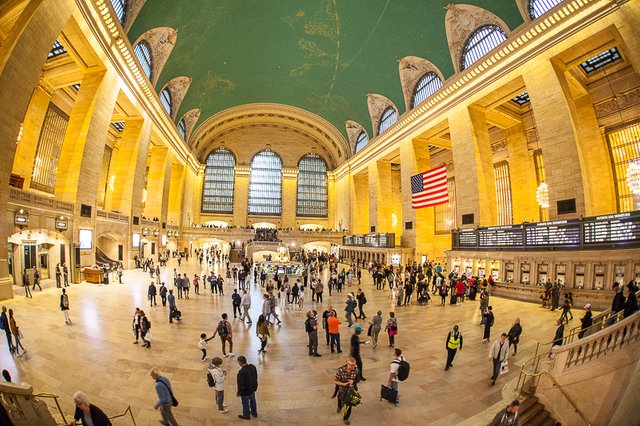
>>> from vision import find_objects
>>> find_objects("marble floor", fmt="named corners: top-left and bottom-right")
top-left (0, 258), bottom-right (582, 425)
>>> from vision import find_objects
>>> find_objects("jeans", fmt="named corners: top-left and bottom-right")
top-left (240, 393), bottom-right (257, 418)
top-left (391, 380), bottom-right (399, 402)
top-left (308, 331), bottom-right (318, 355)
top-left (215, 390), bottom-right (225, 411)
top-left (221, 336), bottom-right (233, 355)
top-left (446, 347), bottom-right (457, 368)
top-left (491, 357), bottom-right (503, 382)
top-left (330, 333), bottom-right (341, 352)
top-left (233, 304), bottom-right (242, 318)
top-left (159, 402), bottom-right (178, 426)
top-left (346, 311), bottom-right (354, 326)
top-left (357, 305), bottom-right (366, 319)
top-left (149, 295), bottom-right (156, 306)
top-left (371, 328), bottom-right (380, 347)
top-left (316, 292), bottom-right (323, 303)
top-left (337, 396), bottom-right (353, 420)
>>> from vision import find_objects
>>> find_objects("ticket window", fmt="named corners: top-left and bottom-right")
top-left (453, 263), bottom-right (460, 275)
top-left (575, 265), bottom-right (586, 289)
top-left (490, 262), bottom-right (500, 281)
top-left (505, 262), bottom-right (514, 283)
top-left (556, 264), bottom-right (566, 286)
top-left (465, 264), bottom-right (473, 277)
top-left (538, 264), bottom-right (548, 285)
top-left (593, 265), bottom-right (606, 290)
top-left (477, 267), bottom-right (485, 278)
top-left (614, 265), bottom-right (625, 286)
top-left (521, 263), bottom-right (531, 285)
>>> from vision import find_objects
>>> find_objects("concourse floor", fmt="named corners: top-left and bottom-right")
top-left (0, 258), bottom-right (577, 425)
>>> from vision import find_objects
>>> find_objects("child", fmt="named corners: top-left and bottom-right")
top-left (199, 333), bottom-right (214, 362)
top-left (298, 288), bottom-right (305, 310)
top-left (208, 357), bottom-right (228, 413)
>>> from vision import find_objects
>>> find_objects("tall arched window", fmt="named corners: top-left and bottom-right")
top-left (177, 118), bottom-right (187, 139)
top-left (297, 153), bottom-right (328, 217)
top-left (354, 131), bottom-right (369, 153)
top-left (202, 148), bottom-right (235, 213)
top-left (378, 107), bottom-right (398, 135)
top-left (248, 151), bottom-right (282, 215)
top-left (134, 41), bottom-right (152, 79)
top-left (529, 0), bottom-right (563, 19)
top-left (411, 72), bottom-right (443, 108)
top-left (109, 0), bottom-right (127, 24)
top-left (160, 88), bottom-right (172, 116)
top-left (461, 25), bottom-right (507, 71)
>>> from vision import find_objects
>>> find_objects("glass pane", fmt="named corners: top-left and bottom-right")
top-left (355, 131), bottom-right (369, 153)
top-left (529, 0), bottom-right (564, 19)
top-left (248, 151), bottom-right (282, 215)
top-left (461, 25), bottom-right (507, 70)
top-left (202, 148), bottom-right (236, 213)
top-left (296, 153), bottom-right (328, 217)
top-left (411, 72), bottom-right (443, 108)
top-left (606, 122), bottom-right (640, 212)
top-left (493, 161), bottom-right (513, 225)
top-left (134, 42), bottom-right (152, 79)
top-left (30, 104), bottom-right (69, 194)
top-left (378, 108), bottom-right (398, 134)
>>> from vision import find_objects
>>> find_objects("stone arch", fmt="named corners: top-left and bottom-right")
top-left (444, 4), bottom-right (511, 74)
top-left (344, 120), bottom-right (369, 155)
top-left (367, 94), bottom-right (398, 136)
top-left (179, 108), bottom-right (201, 145)
top-left (159, 76), bottom-right (192, 120)
top-left (123, 0), bottom-right (148, 32)
top-left (398, 56), bottom-right (446, 111)
top-left (133, 26), bottom-right (178, 86)
top-left (515, 0), bottom-right (533, 22)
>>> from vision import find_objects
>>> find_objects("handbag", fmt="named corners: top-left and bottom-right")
top-left (157, 379), bottom-right (179, 407)
top-left (338, 387), bottom-right (361, 407)
top-left (367, 324), bottom-right (372, 337)
top-left (500, 360), bottom-right (509, 375)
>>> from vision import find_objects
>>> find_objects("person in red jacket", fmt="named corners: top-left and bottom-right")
top-left (455, 280), bottom-right (465, 304)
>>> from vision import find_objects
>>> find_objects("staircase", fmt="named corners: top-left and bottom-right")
top-left (519, 396), bottom-right (560, 426)
top-left (96, 247), bottom-right (117, 268)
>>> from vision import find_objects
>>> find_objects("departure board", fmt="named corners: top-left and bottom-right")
top-left (343, 236), bottom-right (353, 246)
top-left (478, 225), bottom-right (524, 247)
top-left (583, 212), bottom-right (640, 245)
top-left (342, 233), bottom-right (395, 248)
top-left (525, 220), bottom-right (581, 247)
top-left (458, 231), bottom-right (478, 247)
top-left (376, 234), bottom-right (392, 248)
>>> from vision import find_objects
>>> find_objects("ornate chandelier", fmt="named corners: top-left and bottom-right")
top-left (627, 161), bottom-right (640, 196)
top-left (536, 182), bottom-right (550, 208)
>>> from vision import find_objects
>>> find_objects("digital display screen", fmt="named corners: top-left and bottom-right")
top-left (583, 212), bottom-right (640, 245)
top-left (458, 231), bottom-right (478, 247)
top-left (479, 225), bottom-right (523, 247)
top-left (342, 234), bottom-right (395, 248)
top-left (132, 233), bottom-right (140, 248)
top-left (79, 229), bottom-right (93, 250)
top-left (56, 221), bottom-right (68, 229)
top-left (525, 220), bottom-right (581, 246)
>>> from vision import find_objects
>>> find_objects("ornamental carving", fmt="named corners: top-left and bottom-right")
top-left (162, 76), bottom-right (192, 120)
top-left (181, 108), bottom-right (201, 145)
top-left (491, 139), bottom-right (508, 154)
top-left (367, 93), bottom-right (398, 136)
top-left (445, 4), bottom-right (510, 74)
top-left (344, 120), bottom-right (368, 154)
top-left (124, 0), bottom-right (147, 32)
top-left (594, 88), bottom-right (640, 119)
top-left (398, 56), bottom-right (445, 110)
top-left (133, 27), bottom-right (178, 85)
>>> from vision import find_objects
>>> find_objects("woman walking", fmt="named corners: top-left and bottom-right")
top-left (507, 317), bottom-right (522, 355)
top-left (369, 310), bottom-right (382, 348)
top-left (9, 309), bottom-right (26, 356)
top-left (256, 314), bottom-right (270, 355)
top-left (385, 312), bottom-right (398, 348)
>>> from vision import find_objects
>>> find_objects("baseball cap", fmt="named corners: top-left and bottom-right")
top-left (354, 325), bottom-right (363, 332)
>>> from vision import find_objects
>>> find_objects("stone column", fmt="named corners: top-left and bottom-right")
top-left (505, 123), bottom-right (538, 223)
top-left (166, 162), bottom-right (185, 225)
top-left (327, 172), bottom-right (336, 229)
top-left (449, 105), bottom-right (497, 227)
top-left (399, 137), bottom-right (433, 256)
top-left (350, 173), bottom-right (369, 234)
top-left (281, 168), bottom-right (298, 228)
top-left (233, 166), bottom-right (250, 227)
top-left (144, 146), bottom-right (171, 220)
top-left (391, 165), bottom-right (402, 245)
top-left (368, 160), bottom-right (393, 233)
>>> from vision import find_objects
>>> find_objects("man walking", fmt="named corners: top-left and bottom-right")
top-left (334, 357), bottom-right (359, 425)
top-left (232, 289), bottom-right (242, 318)
top-left (240, 290), bottom-right (252, 324)
top-left (488, 333), bottom-right (509, 385)
top-left (386, 348), bottom-right (405, 403)
top-left (148, 282), bottom-right (157, 306)
top-left (213, 313), bottom-right (234, 358)
top-left (315, 280), bottom-right (324, 303)
top-left (150, 368), bottom-right (178, 426)
top-left (168, 289), bottom-right (179, 323)
top-left (445, 325), bottom-right (463, 370)
top-left (305, 310), bottom-right (321, 357)
top-left (327, 311), bottom-right (342, 353)
top-left (236, 356), bottom-right (258, 420)
top-left (0, 306), bottom-right (16, 354)
top-left (159, 282), bottom-right (168, 307)
top-left (350, 326), bottom-right (368, 381)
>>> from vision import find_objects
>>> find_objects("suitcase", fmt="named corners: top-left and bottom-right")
top-left (380, 384), bottom-right (398, 405)
top-left (450, 295), bottom-right (457, 305)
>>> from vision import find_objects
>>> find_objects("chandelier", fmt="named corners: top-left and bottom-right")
top-left (536, 182), bottom-right (550, 208)
top-left (627, 161), bottom-right (640, 195)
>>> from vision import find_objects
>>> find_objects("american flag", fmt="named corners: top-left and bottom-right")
top-left (411, 164), bottom-right (448, 209)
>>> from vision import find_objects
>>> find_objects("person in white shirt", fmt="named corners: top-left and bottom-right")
top-left (387, 348), bottom-right (405, 403)
top-left (208, 357), bottom-right (228, 414)
top-left (240, 290), bottom-right (252, 324)
top-left (199, 333), bottom-right (214, 362)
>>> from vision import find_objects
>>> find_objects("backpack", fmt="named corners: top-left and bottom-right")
top-left (206, 371), bottom-right (216, 388)
top-left (393, 358), bottom-right (410, 381)
top-left (217, 321), bottom-right (228, 338)
top-left (304, 318), bottom-right (313, 333)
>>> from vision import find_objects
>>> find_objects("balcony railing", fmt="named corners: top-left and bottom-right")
top-left (9, 186), bottom-right (73, 213)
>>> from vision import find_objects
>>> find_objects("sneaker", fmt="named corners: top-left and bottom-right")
top-left (219, 409), bottom-right (229, 414)
top-left (228, 352), bottom-right (234, 356)
top-left (223, 354), bottom-right (228, 358)
top-left (133, 341), bottom-right (139, 344)
top-left (313, 354), bottom-right (322, 357)
top-left (344, 419), bottom-right (351, 425)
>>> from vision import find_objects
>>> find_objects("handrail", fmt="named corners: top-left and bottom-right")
top-left (537, 372), bottom-right (592, 426)
top-left (108, 405), bottom-right (137, 425)
top-left (33, 392), bottom-right (67, 425)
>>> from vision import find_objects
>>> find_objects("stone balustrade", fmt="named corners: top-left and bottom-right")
top-left (0, 381), bottom-right (57, 426)
top-left (8, 186), bottom-right (73, 214)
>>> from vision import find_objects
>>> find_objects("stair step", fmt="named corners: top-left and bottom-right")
top-left (526, 408), bottom-right (551, 426)
top-left (519, 401), bottom-right (544, 424)
top-left (519, 395), bottom-right (538, 412)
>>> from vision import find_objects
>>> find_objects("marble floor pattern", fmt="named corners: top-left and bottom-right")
top-left (0, 258), bottom-right (583, 425)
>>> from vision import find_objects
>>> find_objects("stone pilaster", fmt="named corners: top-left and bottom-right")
top-left (233, 166), bottom-right (250, 227)
top-left (368, 160), bottom-right (393, 233)
top-left (281, 168), bottom-right (298, 228)
top-left (144, 146), bottom-right (171, 220)
top-left (351, 173), bottom-right (369, 234)
top-left (505, 123), bottom-right (538, 223)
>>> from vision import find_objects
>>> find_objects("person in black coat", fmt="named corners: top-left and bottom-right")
top-left (236, 356), bottom-right (258, 420)
top-left (482, 306), bottom-right (494, 343)
top-left (71, 391), bottom-right (112, 426)
top-left (623, 282), bottom-right (639, 319)
top-left (551, 319), bottom-right (564, 348)
top-left (578, 304), bottom-right (593, 339)
top-left (507, 318), bottom-right (523, 355)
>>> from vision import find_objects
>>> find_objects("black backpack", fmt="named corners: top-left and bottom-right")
top-left (393, 358), bottom-right (410, 381)
top-left (304, 318), bottom-right (313, 333)
top-left (145, 317), bottom-right (151, 329)
top-left (217, 321), bottom-right (228, 338)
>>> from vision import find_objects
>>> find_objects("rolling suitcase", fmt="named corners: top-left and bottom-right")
top-left (450, 295), bottom-right (457, 305)
top-left (380, 384), bottom-right (398, 405)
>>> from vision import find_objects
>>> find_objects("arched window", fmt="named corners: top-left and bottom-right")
top-left (109, 0), bottom-right (127, 24)
top-left (354, 131), bottom-right (369, 153)
top-left (528, 0), bottom-right (564, 19)
top-left (202, 148), bottom-right (235, 213)
top-left (297, 153), bottom-right (328, 217)
top-left (461, 25), bottom-right (507, 71)
top-left (134, 41), bottom-right (152, 79)
top-left (248, 151), bottom-right (282, 215)
top-left (411, 72), bottom-right (444, 108)
top-left (177, 119), bottom-right (187, 139)
top-left (160, 88), bottom-right (172, 116)
top-left (378, 107), bottom-right (398, 135)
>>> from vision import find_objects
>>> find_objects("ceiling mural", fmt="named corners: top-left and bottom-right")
top-left (128, 0), bottom-right (523, 141)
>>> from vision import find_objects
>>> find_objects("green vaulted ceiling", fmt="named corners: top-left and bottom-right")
top-left (128, 0), bottom-right (524, 141)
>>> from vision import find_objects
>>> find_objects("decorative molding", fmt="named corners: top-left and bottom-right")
top-left (344, 120), bottom-right (368, 154)
top-left (124, 0), bottom-right (147, 33)
top-left (133, 27), bottom-right (178, 86)
top-left (445, 4), bottom-right (511, 74)
top-left (37, 75), bottom-right (55, 96)
top-left (398, 56), bottom-right (445, 111)
top-left (367, 93), bottom-right (398, 136)
top-left (161, 76), bottom-right (192, 120)
top-left (181, 108), bottom-right (201, 144)
top-left (594, 88), bottom-right (640, 119)
top-left (491, 139), bottom-right (508, 154)
top-left (190, 103), bottom-right (349, 167)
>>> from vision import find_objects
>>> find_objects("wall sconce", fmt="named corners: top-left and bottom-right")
top-left (153, 229), bottom-right (159, 237)
top-left (175, 231), bottom-right (179, 237)
top-left (167, 230), bottom-right (174, 237)
top-left (55, 216), bottom-right (68, 231)
top-left (15, 209), bottom-right (29, 228)
top-left (142, 227), bottom-right (150, 236)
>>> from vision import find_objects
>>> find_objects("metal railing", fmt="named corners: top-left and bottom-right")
top-left (33, 392), bottom-right (68, 425)
top-left (108, 405), bottom-right (137, 425)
